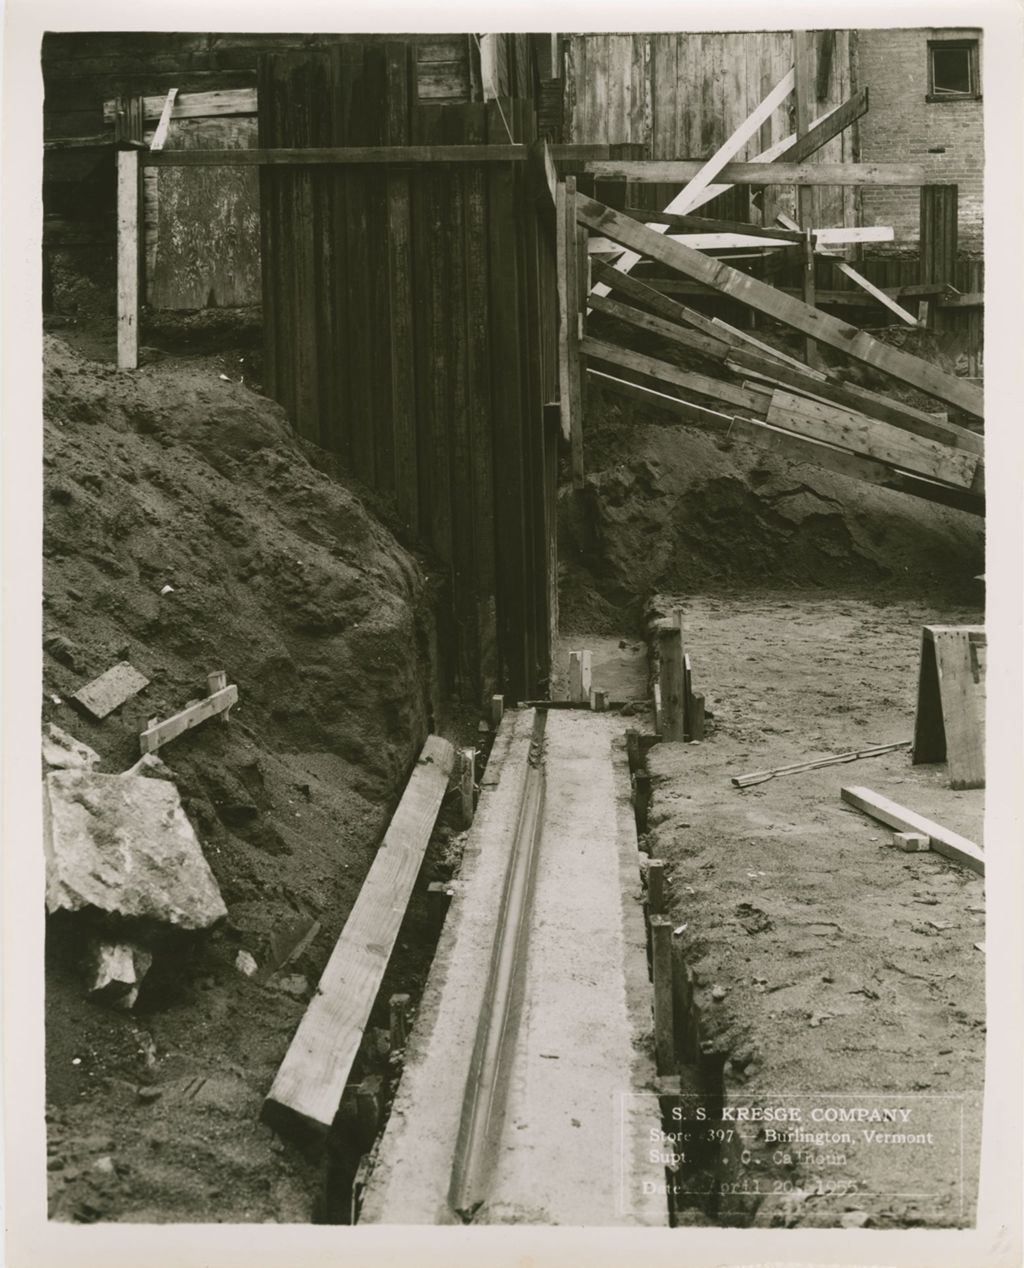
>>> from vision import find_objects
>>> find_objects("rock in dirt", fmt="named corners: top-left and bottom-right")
top-left (42, 723), bottom-right (100, 772)
top-left (44, 770), bottom-right (227, 929)
top-left (87, 938), bottom-right (153, 1010)
top-left (44, 633), bottom-right (86, 671)
top-left (840, 1210), bottom-right (872, 1228)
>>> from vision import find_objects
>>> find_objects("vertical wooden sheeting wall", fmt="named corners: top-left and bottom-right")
top-left (919, 185), bottom-right (958, 331)
top-left (258, 44), bottom-right (556, 705)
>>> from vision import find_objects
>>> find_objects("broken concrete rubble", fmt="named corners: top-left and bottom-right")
top-left (44, 769), bottom-right (227, 930)
top-left (87, 939), bottom-right (154, 1010)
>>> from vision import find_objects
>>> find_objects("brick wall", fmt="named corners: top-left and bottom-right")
top-left (855, 27), bottom-right (983, 253)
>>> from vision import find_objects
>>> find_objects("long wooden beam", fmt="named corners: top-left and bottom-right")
top-left (588, 226), bottom-right (894, 254)
top-left (841, 786), bottom-right (983, 874)
top-left (623, 207), bottom-right (805, 242)
top-left (583, 161), bottom-right (928, 186)
top-left (116, 149), bottom-right (139, 371)
top-left (673, 69), bottom-right (795, 212)
top-left (581, 337), bottom-right (771, 414)
top-left (575, 195), bottom-right (984, 419)
top-left (766, 390), bottom-right (978, 488)
top-left (590, 259), bottom-right (981, 450)
top-left (142, 144), bottom-right (528, 167)
top-left (263, 736), bottom-right (456, 1139)
top-left (834, 260), bottom-right (919, 326)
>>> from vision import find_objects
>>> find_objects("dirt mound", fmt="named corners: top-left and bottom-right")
top-left (558, 376), bottom-right (984, 633)
top-left (42, 334), bottom-right (447, 1221)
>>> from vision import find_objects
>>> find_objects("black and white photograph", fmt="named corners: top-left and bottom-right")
top-left (2, 2), bottom-right (1022, 1265)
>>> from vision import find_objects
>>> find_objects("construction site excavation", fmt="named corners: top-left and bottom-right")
top-left (34, 23), bottom-right (999, 1238)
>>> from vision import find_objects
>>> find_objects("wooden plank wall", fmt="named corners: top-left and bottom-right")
top-left (43, 32), bottom-right (479, 312)
top-left (259, 43), bottom-right (556, 705)
top-left (563, 31), bottom-right (858, 231)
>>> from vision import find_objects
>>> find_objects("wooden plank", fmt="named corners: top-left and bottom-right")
top-left (149, 89), bottom-right (178, 151)
top-left (105, 87), bottom-right (258, 122)
top-left (766, 390), bottom-right (979, 488)
top-left (143, 144), bottom-right (528, 166)
top-left (588, 369), bottom-right (734, 431)
top-left (933, 629), bottom-right (986, 789)
top-left (582, 161), bottom-right (928, 186)
top-left (581, 337), bottom-right (770, 414)
top-left (139, 686), bottom-right (238, 754)
top-left (657, 624), bottom-right (685, 741)
top-left (622, 207), bottom-right (805, 242)
top-left (816, 31), bottom-right (836, 101)
top-left (840, 786), bottom-right (983, 875)
top-left (740, 367), bottom-right (983, 455)
top-left (556, 181), bottom-right (572, 442)
top-left (717, 415), bottom-right (983, 515)
top-left (72, 661), bottom-right (149, 720)
top-left (712, 318), bottom-right (829, 379)
top-left (673, 69), bottom-right (795, 213)
top-left (588, 293), bottom-right (731, 360)
top-left (486, 99), bottom-right (530, 699)
top-left (565, 176), bottom-right (585, 488)
top-left (834, 261), bottom-right (919, 326)
top-left (793, 29), bottom-right (818, 372)
top-left (264, 736), bottom-right (456, 1137)
top-left (116, 149), bottom-right (140, 371)
top-left (574, 196), bottom-right (984, 419)
top-left (588, 227), bottom-right (894, 253)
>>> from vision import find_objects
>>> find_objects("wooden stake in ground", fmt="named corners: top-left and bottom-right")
top-left (568, 650), bottom-right (592, 703)
top-left (658, 624), bottom-right (685, 742)
top-left (116, 149), bottom-right (140, 371)
top-left (650, 916), bottom-right (675, 1075)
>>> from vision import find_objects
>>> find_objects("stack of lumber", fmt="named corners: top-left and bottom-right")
top-left (577, 201), bottom-right (983, 516)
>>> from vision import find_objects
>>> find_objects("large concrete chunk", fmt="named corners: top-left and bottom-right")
top-left (42, 723), bottom-right (100, 771)
top-left (71, 661), bottom-right (149, 720)
top-left (44, 770), bottom-right (227, 929)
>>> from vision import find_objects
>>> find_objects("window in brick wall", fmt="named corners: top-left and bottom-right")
top-left (927, 39), bottom-right (981, 101)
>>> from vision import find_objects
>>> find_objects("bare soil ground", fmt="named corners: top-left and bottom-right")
top-left (42, 332), bottom-right (472, 1222)
top-left (584, 593), bottom-right (985, 1229)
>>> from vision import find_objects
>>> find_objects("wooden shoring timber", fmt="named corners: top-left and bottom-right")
top-left (765, 390), bottom-right (980, 489)
top-left (564, 176), bottom-right (585, 487)
top-left (116, 148), bottom-right (140, 371)
top-left (581, 337), bottom-right (771, 415)
top-left (672, 68), bottom-right (795, 214)
top-left (556, 181), bottom-right (572, 442)
top-left (143, 143), bottom-right (529, 166)
top-left (590, 260), bottom-right (982, 452)
top-left (587, 226), bottom-right (894, 254)
top-left (588, 369), bottom-right (734, 431)
top-left (583, 161), bottom-right (929, 186)
top-left (588, 293), bottom-right (732, 361)
top-left (622, 207), bottom-right (804, 243)
top-left (793, 30), bottom-right (819, 368)
top-left (840, 786), bottom-right (983, 875)
top-left (574, 195), bottom-right (984, 420)
top-left (834, 261), bottom-right (919, 326)
top-left (263, 736), bottom-right (457, 1139)
top-left (719, 415), bottom-right (983, 516)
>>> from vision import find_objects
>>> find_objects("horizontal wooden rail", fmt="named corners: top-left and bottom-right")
top-left (583, 161), bottom-right (929, 186)
top-left (143, 144), bottom-right (528, 167)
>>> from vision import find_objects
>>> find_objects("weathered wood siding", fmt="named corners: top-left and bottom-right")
top-left (564, 31), bottom-right (858, 230)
